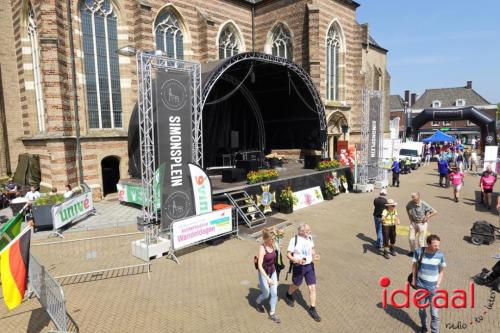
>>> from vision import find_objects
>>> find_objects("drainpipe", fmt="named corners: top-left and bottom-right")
top-left (251, 2), bottom-right (255, 52)
top-left (67, 0), bottom-right (84, 184)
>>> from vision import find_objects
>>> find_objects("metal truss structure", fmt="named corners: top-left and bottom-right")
top-left (358, 89), bottom-right (384, 184)
top-left (200, 52), bottom-right (328, 156)
top-left (136, 52), bottom-right (202, 237)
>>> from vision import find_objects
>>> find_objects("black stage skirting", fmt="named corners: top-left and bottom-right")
top-left (213, 166), bottom-right (353, 199)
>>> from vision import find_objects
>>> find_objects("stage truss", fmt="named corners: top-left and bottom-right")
top-left (136, 52), bottom-right (202, 236)
top-left (201, 52), bottom-right (328, 156)
top-left (359, 89), bottom-right (384, 184)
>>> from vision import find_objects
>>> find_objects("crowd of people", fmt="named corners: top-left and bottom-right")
top-left (0, 178), bottom-right (74, 209)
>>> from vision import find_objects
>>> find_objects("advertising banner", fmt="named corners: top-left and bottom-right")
top-left (51, 192), bottom-right (94, 229)
top-left (188, 163), bottom-right (212, 215)
top-left (483, 145), bottom-right (498, 172)
top-left (293, 186), bottom-right (324, 211)
top-left (172, 207), bottom-right (232, 250)
top-left (156, 68), bottom-right (195, 230)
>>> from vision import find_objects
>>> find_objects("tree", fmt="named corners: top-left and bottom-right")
top-left (497, 103), bottom-right (500, 120)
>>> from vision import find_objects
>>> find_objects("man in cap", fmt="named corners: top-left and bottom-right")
top-left (373, 189), bottom-right (388, 253)
top-left (381, 199), bottom-right (400, 259)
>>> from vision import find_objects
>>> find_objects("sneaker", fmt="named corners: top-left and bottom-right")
top-left (390, 248), bottom-right (396, 256)
top-left (383, 250), bottom-right (390, 259)
top-left (285, 293), bottom-right (295, 307)
top-left (308, 307), bottom-right (321, 322)
top-left (256, 303), bottom-right (265, 313)
top-left (420, 327), bottom-right (428, 333)
top-left (407, 251), bottom-right (414, 257)
top-left (269, 313), bottom-right (281, 324)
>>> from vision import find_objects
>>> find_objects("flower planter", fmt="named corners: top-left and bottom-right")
top-left (323, 191), bottom-right (334, 200)
top-left (32, 204), bottom-right (55, 230)
top-left (279, 203), bottom-right (293, 214)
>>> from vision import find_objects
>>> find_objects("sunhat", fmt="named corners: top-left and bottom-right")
top-left (385, 199), bottom-right (397, 206)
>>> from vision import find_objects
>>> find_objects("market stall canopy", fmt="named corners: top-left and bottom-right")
top-left (421, 130), bottom-right (456, 143)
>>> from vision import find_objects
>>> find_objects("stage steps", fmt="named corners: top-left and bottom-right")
top-left (225, 191), bottom-right (267, 229)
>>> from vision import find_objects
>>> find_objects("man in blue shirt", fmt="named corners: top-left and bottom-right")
top-left (437, 158), bottom-right (449, 187)
top-left (412, 234), bottom-right (446, 333)
top-left (391, 159), bottom-right (400, 187)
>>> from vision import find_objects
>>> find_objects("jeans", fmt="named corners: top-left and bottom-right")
top-left (257, 271), bottom-right (278, 314)
top-left (373, 217), bottom-right (383, 248)
top-left (463, 159), bottom-right (469, 171)
top-left (418, 287), bottom-right (439, 333)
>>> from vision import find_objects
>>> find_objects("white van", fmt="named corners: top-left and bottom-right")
top-left (398, 142), bottom-right (424, 168)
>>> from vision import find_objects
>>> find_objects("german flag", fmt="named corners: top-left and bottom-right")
top-left (0, 226), bottom-right (31, 310)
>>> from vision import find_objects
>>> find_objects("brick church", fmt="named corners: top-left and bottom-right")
top-left (0, 0), bottom-right (389, 199)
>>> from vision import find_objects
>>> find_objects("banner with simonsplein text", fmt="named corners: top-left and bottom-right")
top-left (156, 68), bottom-right (195, 230)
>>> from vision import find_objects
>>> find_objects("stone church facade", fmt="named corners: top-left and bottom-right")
top-left (0, 0), bottom-right (389, 199)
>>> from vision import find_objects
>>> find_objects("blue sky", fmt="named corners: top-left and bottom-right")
top-left (357, 0), bottom-right (500, 104)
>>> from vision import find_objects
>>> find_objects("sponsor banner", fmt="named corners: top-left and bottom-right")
top-left (188, 163), bottom-right (212, 215)
top-left (52, 192), bottom-right (94, 229)
top-left (116, 170), bottom-right (161, 208)
top-left (368, 95), bottom-right (382, 179)
top-left (172, 207), bottom-right (232, 250)
top-left (293, 186), bottom-right (324, 211)
top-left (483, 145), bottom-right (498, 172)
top-left (156, 69), bottom-right (195, 229)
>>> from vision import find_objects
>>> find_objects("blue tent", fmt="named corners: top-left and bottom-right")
top-left (422, 130), bottom-right (455, 143)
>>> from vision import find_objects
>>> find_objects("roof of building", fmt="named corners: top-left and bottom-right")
top-left (390, 95), bottom-right (405, 110)
top-left (412, 85), bottom-right (491, 109)
top-left (368, 35), bottom-right (388, 53)
top-left (241, 0), bottom-right (360, 8)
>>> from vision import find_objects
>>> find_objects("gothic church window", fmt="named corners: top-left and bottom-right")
top-left (155, 9), bottom-right (184, 59)
top-left (81, 0), bottom-right (122, 129)
top-left (271, 24), bottom-right (293, 60)
top-left (218, 23), bottom-right (241, 59)
top-left (28, 8), bottom-right (45, 133)
top-left (326, 24), bottom-right (342, 101)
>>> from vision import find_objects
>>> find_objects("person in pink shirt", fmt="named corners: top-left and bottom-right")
top-left (480, 166), bottom-right (497, 209)
top-left (448, 166), bottom-right (464, 202)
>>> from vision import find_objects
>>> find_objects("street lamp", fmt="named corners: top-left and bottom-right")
top-left (117, 45), bottom-right (137, 56)
top-left (341, 124), bottom-right (349, 141)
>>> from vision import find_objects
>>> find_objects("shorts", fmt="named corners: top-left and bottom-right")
top-left (452, 184), bottom-right (462, 191)
top-left (292, 263), bottom-right (316, 286)
top-left (483, 189), bottom-right (493, 193)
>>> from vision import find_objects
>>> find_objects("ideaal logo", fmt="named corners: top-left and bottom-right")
top-left (379, 276), bottom-right (475, 309)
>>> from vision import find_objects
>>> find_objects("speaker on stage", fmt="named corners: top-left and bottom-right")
top-left (304, 155), bottom-right (321, 169)
top-left (222, 168), bottom-right (246, 183)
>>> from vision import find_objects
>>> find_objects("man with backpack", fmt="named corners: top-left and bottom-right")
top-left (284, 223), bottom-right (321, 322)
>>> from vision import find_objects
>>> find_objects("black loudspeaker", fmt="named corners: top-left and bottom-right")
top-left (222, 168), bottom-right (246, 183)
top-left (304, 155), bottom-right (321, 169)
top-left (236, 160), bottom-right (260, 173)
top-left (231, 131), bottom-right (239, 149)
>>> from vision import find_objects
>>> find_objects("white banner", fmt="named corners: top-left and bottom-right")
top-left (293, 186), bottom-right (324, 211)
top-left (51, 192), bottom-right (94, 229)
top-left (172, 207), bottom-right (232, 250)
top-left (483, 145), bottom-right (498, 172)
top-left (188, 163), bottom-right (212, 215)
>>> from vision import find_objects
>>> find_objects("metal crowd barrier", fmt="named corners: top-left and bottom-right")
top-left (29, 254), bottom-right (68, 332)
top-left (31, 232), bottom-right (150, 283)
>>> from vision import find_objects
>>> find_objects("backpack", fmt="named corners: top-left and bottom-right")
top-left (285, 235), bottom-right (312, 280)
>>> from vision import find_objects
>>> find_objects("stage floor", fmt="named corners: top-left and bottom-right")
top-left (211, 161), bottom-right (332, 195)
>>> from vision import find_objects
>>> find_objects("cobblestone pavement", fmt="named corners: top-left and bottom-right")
top-left (1, 165), bottom-right (499, 332)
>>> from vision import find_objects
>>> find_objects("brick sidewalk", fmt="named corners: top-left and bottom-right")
top-left (1, 165), bottom-right (499, 332)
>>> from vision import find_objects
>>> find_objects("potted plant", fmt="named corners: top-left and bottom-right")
top-left (323, 176), bottom-right (337, 200)
top-left (317, 159), bottom-right (341, 171)
top-left (32, 194), bottom-right (65, 229)
top-left (278, 186), bottom-right (297, 214)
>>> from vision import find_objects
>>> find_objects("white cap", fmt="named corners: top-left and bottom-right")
top-left (380, 189), bottom-right (387, 195)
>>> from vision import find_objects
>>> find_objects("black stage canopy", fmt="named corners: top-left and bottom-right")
top-left (128, 52), bottom-right (327, 177)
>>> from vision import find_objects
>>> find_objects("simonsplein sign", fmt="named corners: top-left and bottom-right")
top-left (156, 69), bottom-right (195, 230)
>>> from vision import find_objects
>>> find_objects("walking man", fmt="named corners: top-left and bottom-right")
top-left (412, 234), bottom-right (446, 333)
top-left (437, 158), bottom-right (448, 187)
top-left (406, 192), bottom-right (437, 257)
top-left (373, 189), bottom-right (388, 253)
top-left (392, 159), bottom-right (401, 186)
top-left (463, 149), bottom-right (471, 172)
top-left (285, 223), bottom-right (321, 322)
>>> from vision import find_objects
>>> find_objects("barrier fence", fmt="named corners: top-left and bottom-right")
top-left (28, 254), bottom-right (68, 332)
top-left (31, 232), bottom-right (151, 283)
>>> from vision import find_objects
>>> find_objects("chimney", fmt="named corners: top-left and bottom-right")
top-left (466, 81), bottom-right (472, 89)
top-left (411, 93), bottom-right (417, 106)
top-left (404, 90), bottom-right (410, 104)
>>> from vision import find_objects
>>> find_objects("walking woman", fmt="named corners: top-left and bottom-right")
top-left (480, 166), bottom-right (497, 209)
top-left (381, 199), bottom-right (400, 259)
top-left (255, 228), bottom-right (281, 323)
top-left (449, 166), bottom-right (464, 202)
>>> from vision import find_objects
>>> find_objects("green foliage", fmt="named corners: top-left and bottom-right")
top-left (496, 103), bottom-right (500, 120)
top-left (33, 194), bottom-right (65, 206)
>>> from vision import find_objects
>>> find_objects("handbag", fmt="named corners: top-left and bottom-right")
top-left (407, 247), bottom-right (425, 289)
